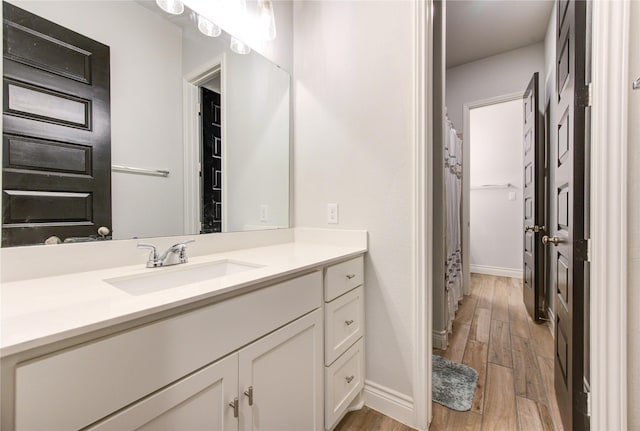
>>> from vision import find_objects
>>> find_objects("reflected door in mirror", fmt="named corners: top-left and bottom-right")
top-left (201, 87), bottom-right (222, 233)
top-left (2, 1), bottom-right (111, 247)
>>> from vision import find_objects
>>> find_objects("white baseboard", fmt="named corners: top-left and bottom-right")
top-left (470, 264), bottom-right (523, 279)
top-left (432, 329), bottom-right (448, 350)
top-left (363, 380), bottom-right (415, 429)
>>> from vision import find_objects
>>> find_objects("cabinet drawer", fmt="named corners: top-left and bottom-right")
top-left (325, 285), bottom-right (364, 365)
top-left (15, 271), bottom-right (322, 431)
top-left (324, 338), bottom-right (364, 430)
top-left (324, 256), bottom-right (364, 301)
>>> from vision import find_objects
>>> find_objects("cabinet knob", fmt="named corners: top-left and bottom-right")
top-left (345, 375), bottom-right (355, 384)
top-left (346, 274), bottom-right (356, 280)
top-left (244, 386), bottom-right (254, 406)
top-left (345, 319), bottom-right (355, 326)
top-left (229, 397), bottom-right (239, 418)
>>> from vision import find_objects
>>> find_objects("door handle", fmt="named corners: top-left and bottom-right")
top-left (542, 235), bottom-right (562, 246)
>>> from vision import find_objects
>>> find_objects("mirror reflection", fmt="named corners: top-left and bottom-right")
top-left (1, 0), bottom-right (291, 247)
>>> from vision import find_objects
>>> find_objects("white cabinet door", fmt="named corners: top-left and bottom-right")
top-left (239, 309), bottom-right (323, 431)
top-left (87, 353), bottom-right (239, 431)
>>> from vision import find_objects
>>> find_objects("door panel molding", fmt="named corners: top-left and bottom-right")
top-left (590, 1), bottom-right (630, 429)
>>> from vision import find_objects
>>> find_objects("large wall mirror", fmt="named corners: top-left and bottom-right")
top-left (1, 0), bottom-right (291, 247)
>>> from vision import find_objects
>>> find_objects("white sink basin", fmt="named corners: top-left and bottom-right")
top-left (105, 260), bottom-right (264, 296)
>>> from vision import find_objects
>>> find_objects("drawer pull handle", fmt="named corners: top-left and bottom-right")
top-left (229, 397), bottom-right (239, 417)
top-left (345, 375), bottom-right (355, 384)
top-left (345, 319), bottom-right (355, 326)
top-left (346, 274), bottom-right (356, 280)
top-left (244, 386), bottom-right (254, 406)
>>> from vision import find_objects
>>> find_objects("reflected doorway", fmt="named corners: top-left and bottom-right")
top-left (200, 78), bottom-right (223, 233)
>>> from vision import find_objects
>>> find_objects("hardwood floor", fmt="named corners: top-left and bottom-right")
top-left (430, 274), bottom-right (563, 431)
top-left (334, 406), bottom-right (415, 431)
top-left (333, 274), bottom-right (562, 431)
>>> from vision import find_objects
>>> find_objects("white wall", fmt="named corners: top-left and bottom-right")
top-left (9, 1), bottom-right (185, 240)
top-left (544, 4), bottom-right (557, 93)
top-left (446, 42), bottom-right (545, 129)
top-left (628, 1), bottom-right (640, 427)
top-left (469, 100), bottom-right (523, 274)
top-left (294, 0), bottom-right (415, 407)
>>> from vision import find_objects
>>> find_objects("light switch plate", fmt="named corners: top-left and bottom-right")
top-left (508, 191), bottom-right (516, 201)
top-left (327, 203), bottom-right (339, 224)
top-left (260, 204), bottom-right (269, 223)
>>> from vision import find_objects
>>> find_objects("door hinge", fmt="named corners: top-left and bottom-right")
top-left (575, 238), bottom-right (591, 262)
top-left (588, 82), bottom-right (593, 107)
top-left (197, 103), bottom-right (201, 115)
top-left (575, 387), bottom-right (591, 417)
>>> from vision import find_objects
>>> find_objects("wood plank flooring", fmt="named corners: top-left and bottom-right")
top-left (333, 274), bottom-right (563, 431)
top-left (431, 274), bottom-right (564, 431)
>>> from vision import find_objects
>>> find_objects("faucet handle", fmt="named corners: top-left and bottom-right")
top-left (172, 239), bottom-right (195, 248)
top-left (137, 243), bottom-right (158, 259)
top-left (172, 239), bottom-right (195, 262)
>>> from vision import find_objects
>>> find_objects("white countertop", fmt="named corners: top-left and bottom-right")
top-left (0, 242), bottom-right (366, 358)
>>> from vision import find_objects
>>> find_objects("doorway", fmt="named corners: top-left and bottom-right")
top-left (183, 57), bottom-right (226, 236)
top-left (200, 77), bottom-right (223, 233)
top-left (430, 1), bottom-right (591, 430)
top-left (467, 97), bottom-right (525, 282)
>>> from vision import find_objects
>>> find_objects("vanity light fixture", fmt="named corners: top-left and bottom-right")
top-left (197, 14), bottom-right (222, 38)
top-left (258, 0), bottom-right (276, 41)
top-left (163, 0), bottom-right (278, 55)
top-left (230, 36), bottom-right (251, 55)
top-left (229, 0), bottom-right (251, 54)
top-left (156, 0), bottom-right (184, 15)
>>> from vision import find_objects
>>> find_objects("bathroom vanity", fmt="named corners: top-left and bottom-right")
top-left (0, 231), bottom-right (367, 431)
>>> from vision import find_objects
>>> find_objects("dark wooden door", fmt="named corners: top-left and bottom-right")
top-left (522, 72), bottom-right (545, 322)
top-left (2, 2), bottom-right (111, 247)
top-left (201, 87), bottom-right (222, 233)
top-left (552, 0), bottom-right (590, 429)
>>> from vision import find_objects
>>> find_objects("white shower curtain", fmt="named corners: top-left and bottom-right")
top-left (444, 116), bottom-right (463, 331)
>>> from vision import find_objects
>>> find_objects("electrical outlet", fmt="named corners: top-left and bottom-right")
top-left (327, 203), bottom-right (339, 224)
top-left (260, 204), bottom-right (269, 223)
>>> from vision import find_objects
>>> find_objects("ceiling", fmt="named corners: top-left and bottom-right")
top-left (446, 0), bottom-right (554, 68)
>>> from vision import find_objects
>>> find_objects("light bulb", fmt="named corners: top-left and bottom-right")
top-left (197, 14), bottom-right (221, 37)
top-left (230, 37), bottom-right (251, 55)
top-left (156, 0), bottom-right (184, 15)
top-left (258, 0), bottom-right (276, 41)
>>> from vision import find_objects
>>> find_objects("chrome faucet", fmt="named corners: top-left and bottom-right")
top-left (137, 240), bottom-right (195, 268)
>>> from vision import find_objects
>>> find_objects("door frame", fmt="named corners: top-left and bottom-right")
top-left (420, 1), bottom-right (629, 430)
top-left (461, 91), bottom-right (525, 294)
top-left (589, 1), bottom-right (629, 428)
top-left (183, 54), bottom-right (227, 235)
